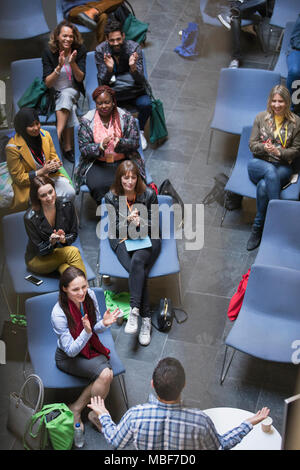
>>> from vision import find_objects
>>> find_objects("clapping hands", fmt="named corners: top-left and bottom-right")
top-left (127, 208), bottom-right (140, 226)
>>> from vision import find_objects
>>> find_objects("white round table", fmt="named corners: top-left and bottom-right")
top-left (204, 407), bottom-right (282, 450)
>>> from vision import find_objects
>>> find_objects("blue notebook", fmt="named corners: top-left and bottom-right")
top-left (125, 236), bottom-right (152, 252)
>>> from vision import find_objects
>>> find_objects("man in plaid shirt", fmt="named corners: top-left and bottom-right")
top-left (88, 357), bottom-right (270, 450)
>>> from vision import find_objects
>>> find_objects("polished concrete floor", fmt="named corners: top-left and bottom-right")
top-left (0, 0), bottom-right (299, 451)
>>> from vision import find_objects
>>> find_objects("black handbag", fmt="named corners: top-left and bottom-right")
top-left (153, 298), bottom-right (174, 333)
top-left (110, 72), bottom-right (145, 101)
top-left (151, 298), bottom-right (188, 333)
top-left (158, 178), bottom-right (184, 227)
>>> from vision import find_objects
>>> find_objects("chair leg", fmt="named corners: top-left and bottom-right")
top-left (220, 205), bottom-right (228, 227)
top-left (177, 271), bottom-right (183, 308)
top-left (206, 129), bottom-right (214, 165)
top-left (117, 374), bottom-right (129, 410)
top-left (220, 345), bottom-right (236, 385)
top-left (79, 192), bottom-right (84, 228)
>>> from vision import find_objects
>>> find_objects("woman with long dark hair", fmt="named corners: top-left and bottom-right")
top-left (75, 85), bottom-right (145, 205)
top-left (51, 266), bottom-right (119, 430)
top-left (105, 160), bottom-right (161, 347)
top-left (24, 175), bottom-right (85, 276)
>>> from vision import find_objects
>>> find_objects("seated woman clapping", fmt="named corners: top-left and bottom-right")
top-left (247, 85), bottom-right (300, 250)
top-left (105, 160), bottom-right (161, 347)
top-left (51, 266), bottom-right (119, 430)
top-left (6, 108), bottom-right (75, 212)
top-left (74, 85), bottom-right (145, 205)
top-left (24, 175), bottom-right (85, 276)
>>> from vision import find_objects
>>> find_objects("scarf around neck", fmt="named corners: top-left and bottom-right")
top-left (68, 299), bottom-right (110, 360)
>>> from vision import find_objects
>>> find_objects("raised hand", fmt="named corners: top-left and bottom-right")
top-left (87, 396), bottom-right (109, 417)
top-left (104, 53), bottom-right (114, 72)
top-left (102, 308), bottom-right (120, 327)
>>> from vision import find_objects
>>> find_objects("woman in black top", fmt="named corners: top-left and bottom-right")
top-left (24, 175), bottom-right (86, 276)
top-left (105, 160), bottom-right (161, 346)
top-left (42, 20), bottom-right (87, 162)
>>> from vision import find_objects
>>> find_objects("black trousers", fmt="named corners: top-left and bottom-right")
top-left (230, 0), bottom-right (267, 60)
top-left (86, 159), bottom-right (125, 205)
top-left (115, 238), bottom-right (161, 317)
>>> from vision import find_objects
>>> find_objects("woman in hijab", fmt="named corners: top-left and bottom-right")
top-left (74, 85), bottom-right (146, 206)
top-left (6, 107), bottom-right (75, 212)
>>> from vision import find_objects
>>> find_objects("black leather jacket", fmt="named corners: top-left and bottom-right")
top-left (104, 187), bottom-right (159, 251)
top-left (24, 197), bottom-right (78, 263)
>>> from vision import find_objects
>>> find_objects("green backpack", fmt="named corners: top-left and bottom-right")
top-left (17, 77), bottom-right (56, 120)
top-left (123, 14), bottom-right (149, 44)
top-left (23, 403), bottom-right (74, 450)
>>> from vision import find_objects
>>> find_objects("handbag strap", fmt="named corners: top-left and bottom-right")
top-left (173, 308), bottom-right (188, 325)
top-left (18, 374), bottom-right (44, 412)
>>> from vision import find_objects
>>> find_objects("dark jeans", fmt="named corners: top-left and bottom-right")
top-left (86, 159), bottom-right (125, 205)
top-left (248, 158), bottom-right (292, 228)
top-left (115, 238), bottom-right (161, 316)
top-left (287, 49), bottom-right (300, 113)
top-left (230, 0), bottom-right (267, 60)
top-left (121, 94), bottom-right (152, 131)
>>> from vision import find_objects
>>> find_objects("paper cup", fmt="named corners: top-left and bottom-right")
top-left (261, 417), bottom-right (273, 433)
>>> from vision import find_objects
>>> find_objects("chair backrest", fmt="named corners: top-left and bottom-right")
top-left (41, 125), bottom-right (62, 160)
top-left (11, 58), bottom-right (43, 116)
top-left (0, 0), bottom-right (50, 40)
top-left (25, 287), bottom-right (125, 388)
top-left (269, 0), bottom-right (299, 28)
top-left (274, 22), bottom-right (295, 79)
top-left (56, 0), bottom-right (92, 33)
top-left (254, 199), bottom-right (300, 269)
top-left (241, 264), bottom-right (300, 321)
top-left (85, 51), bottom-right (98, 109)
top-left (211, 68), bottom-right (281, 135)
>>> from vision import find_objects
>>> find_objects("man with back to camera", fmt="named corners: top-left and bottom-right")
top-left (95, 18), bottom-right (151, 150)
top-left (88, 357), bottom-right (270, 450)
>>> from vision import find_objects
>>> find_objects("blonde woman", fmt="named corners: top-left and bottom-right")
top-left (247, 85), bottom-right (300, 250)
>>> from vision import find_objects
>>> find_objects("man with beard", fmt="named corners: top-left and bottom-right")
top-left (95, 18), bottom-right (151, 149)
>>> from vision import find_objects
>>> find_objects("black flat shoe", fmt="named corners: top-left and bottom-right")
top-left (247, 226), bottom-right (263, 251)
top-left (63, 149), bottom-right (75, 164)
top-left (77, 12), bottom-right (97, 30)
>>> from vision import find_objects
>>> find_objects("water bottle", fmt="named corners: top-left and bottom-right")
top-left (74, 422), bottom-right (85, 448)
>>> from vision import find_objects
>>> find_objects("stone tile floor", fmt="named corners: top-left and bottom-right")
top-left (0, 0), bottom-right (299, 451)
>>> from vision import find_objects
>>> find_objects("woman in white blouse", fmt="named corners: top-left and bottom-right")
top-left (51, 266), bottom-right (119, 431)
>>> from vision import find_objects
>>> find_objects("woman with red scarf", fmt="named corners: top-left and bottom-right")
top-left (51, 266), bottom-right (119, 431)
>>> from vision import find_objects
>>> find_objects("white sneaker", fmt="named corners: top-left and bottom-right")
top-left (229, 59), bottom-right (239, 68)
top-left (138, 317), bottom-right (152, 346)
top-left (140, 131), bottom-right (147, 150)
top-left (124, 307), bottom-right (139, 334)
top-left (217, 14), bottom-right (231, 30)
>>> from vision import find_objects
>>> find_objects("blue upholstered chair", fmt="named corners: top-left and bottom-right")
top-left (255, 199), bottom-right (300, 270)
top-left (97, 194), bottom-right (182, 306)
top-left (0, 0), bottom-right (50, 40)
top-left (10, 58), bottom-right (56, 124)
top-left (25, 288), bottom-right (128, 407)
top-left (220, 264), bottom-right (300, 384)
top-left (272, 22), bottom-right (295, 79)
top-left (207, 68), bottom-right (281, 163)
